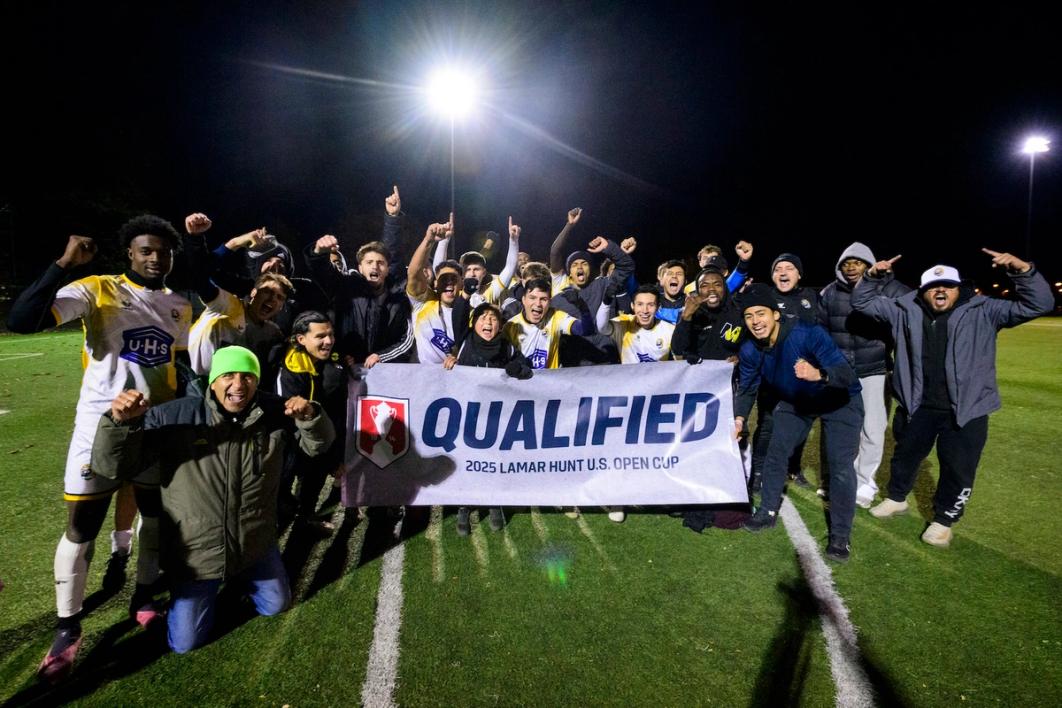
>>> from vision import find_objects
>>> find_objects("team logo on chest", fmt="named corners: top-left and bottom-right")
top-left (356, 396), bottom-right (410, 469)
top-left (120, 326), bottom-right (174, 367)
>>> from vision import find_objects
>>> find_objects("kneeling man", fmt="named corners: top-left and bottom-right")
top-left (92, 346), bottom-right (334, 653)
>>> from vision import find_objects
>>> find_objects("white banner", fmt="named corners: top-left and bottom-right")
top-left (342, 361), bottom-right (748, 507)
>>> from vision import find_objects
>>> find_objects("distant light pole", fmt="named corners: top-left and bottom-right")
top-left (1021, 135), bottom-right (1050, 258)
top-left (426, 68), bottom-right (478, 216)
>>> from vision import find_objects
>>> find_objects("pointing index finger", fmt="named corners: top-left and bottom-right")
top-left (982, 248), bottom-right (1001, 257)
top-left (887, 254), bottom-right (902, 264)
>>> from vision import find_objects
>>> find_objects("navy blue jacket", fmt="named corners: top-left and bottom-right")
top-left (735, 319), bottom-right (860, 419)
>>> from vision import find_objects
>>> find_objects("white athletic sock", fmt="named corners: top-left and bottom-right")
top-left (54, 534), bottom-right (94, 618)
top-left (135, 515), bottom-right (160, 586)
top-left (111, 528), bottom-right (134, 556)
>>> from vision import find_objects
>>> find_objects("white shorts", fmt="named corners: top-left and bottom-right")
top-left (64, 411), bottom-right (159, 501)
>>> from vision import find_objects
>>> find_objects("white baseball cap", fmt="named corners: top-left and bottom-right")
top-left (919, 265), bottom-right (961, 289)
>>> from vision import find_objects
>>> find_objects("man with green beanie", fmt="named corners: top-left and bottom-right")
top-left (92, 345), bottom-right (335, 653)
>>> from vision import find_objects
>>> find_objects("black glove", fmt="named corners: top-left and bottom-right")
top-left (560, 287), bottom-right (582, 306)
top-left (602, 279), bottom-right (620, 306)
top-left (463, 278), bottom-right (479, 295)
top-left (686, 354), bottom-right (702, 365)
top-left (505, 359), bottom-right (533, 380)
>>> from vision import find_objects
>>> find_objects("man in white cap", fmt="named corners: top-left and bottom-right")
top-left (851, 249), bottom-right (1053, 546)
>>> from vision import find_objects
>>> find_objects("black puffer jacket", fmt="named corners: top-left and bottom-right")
top-left (672, 276), bottom-right (746, 361)
top-left (817, 242), bottom-right (911, 377)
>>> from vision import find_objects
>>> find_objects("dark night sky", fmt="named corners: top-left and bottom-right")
top-left (2, 1), bottom-right (1060, 291)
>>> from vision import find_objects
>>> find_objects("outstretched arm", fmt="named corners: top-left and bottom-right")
top-left (980, 249), bottom-right (1054, 327)
top-left (549, 207), bottom-right (582, 274)
top-left (851, 255), bottom-right (904, 321)
top-left (7, 235), bottom-right (97, 333)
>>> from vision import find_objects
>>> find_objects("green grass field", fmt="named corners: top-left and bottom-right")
top-left (1, 323), bottom-right (1060, 707)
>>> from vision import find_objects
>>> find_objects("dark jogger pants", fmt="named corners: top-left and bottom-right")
top-left (886, 407), bottom-right (988, 526)
top-left (759, 396), bottom-right (864, 540)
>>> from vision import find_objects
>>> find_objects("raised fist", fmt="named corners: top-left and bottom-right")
top-left (735, 240), bottom-right (753, 262)
top-left (57, 235), bottom-right (97, 269)
top-left (587, 236), bottom-right (607, 253)
top-left (110, 389), bottom-right (150, 423)
top-left (620, 237), bottom-right (637, 254)
top-left (284, 396), bottom-right (315, 421)
top-left (314, 234), bottom-right (340, 255)
top-left (185, 213), bottom-right (212, 235)
top-left (567, 207), bottom-right (582, 225)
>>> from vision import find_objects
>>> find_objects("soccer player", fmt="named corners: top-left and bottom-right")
top-left (7, 215), bottom-right (191, 681)
top-left (504, 268), bottom-right (598, 371)
top-left (406, 216), bottom-right (472, 364)
top-left (734, 284), bottom-right (862, 562)
top-left (655, 259), bottom-right (688, 324)
top-left (853, 250), bottom-right (1053, 546)
top-left (686, 240), bottom-right (754, 294)
top-left (672, 265), bottom-right (747, 364)
top-left (594, 283), bottom-right (675, 522)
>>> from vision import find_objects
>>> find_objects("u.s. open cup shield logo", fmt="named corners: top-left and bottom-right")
top-left (356, 395), bottom-right (410, 469)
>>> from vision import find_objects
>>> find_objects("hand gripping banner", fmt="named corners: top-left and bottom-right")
top-left (342, 361), bottom-right (748, 507)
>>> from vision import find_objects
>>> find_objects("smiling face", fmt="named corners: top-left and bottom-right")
top-left (436, 273), bottom-right (460, 306)
top-left (522, 286), bottom-right (551, 325)
top-left (840, 258), bottom-right (868, 284)
top-left (210, 372), bottom-right (259, 413)
top-left (247, 282), bottom-right (287, 323)
top-left (358, 250), bottom-right (390, 289)
top-left (922, 284), bottom-right (960, 313)
top-left (632, 292), bottom-right (659, 328)
top-left (772, 261), bottom-right (800, 293)
top-left (744, 306), bottom-right (780, 342)
top-left (297, 321), bottom-right (335, 361)
top-left (127, 235), bottom-right (173, 282)
top-left (658, 266), bottom-right (686, 298)
top-left (474, 310), bottom-right (501, 340)
top-left (568, 259), bottom-right (591, 287)
top-left (698, 272), bottom-right (727, 309)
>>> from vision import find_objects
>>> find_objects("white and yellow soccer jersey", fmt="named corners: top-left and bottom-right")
top-left (503, 309), bottom-right (576, 370)
top-left (551, 271), bottom-right (574, 296)
top-left (189, 290), bottom-right (246, 375)
top-left (409, 293), bottom-right (456, 364)
top-left (51, 274), bottom-right (191, 415)
top-left (607, 315), bottom-right (674, 364)
top-left (469, 274), bottom-right (510, 308)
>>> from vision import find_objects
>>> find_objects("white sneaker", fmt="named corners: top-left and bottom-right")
top-left (607, 507), bottom-right (626, 523)
top-left (564, 507), bottom-right (580, 519)
top-left (869, 498), bottom-right (909, 518)
top-left (921, 522), bottom-right (953, 547)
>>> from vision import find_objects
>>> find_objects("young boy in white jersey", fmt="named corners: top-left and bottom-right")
top-left (593, 283), bottom-right (675, 521)
top-left (406, 215), bottom-right (471, 363)
top-left (7, 215), bottom-right (191, 682)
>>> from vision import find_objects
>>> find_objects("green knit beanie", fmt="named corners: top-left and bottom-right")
top-left (209, 345), bottom-right (261, 384)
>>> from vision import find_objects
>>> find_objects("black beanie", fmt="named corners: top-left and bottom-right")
top-left (566, 250), bottom-right (592, 273)
top-left (771, 253), bottom-right (803, 278)
top-left (739, 283), bottom-right (779, 313)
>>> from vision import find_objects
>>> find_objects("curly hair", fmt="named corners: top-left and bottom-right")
top-left (118, 214), bottom-right (182, 251)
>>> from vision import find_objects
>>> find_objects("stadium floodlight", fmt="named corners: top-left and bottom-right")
top-left (1020, 135), bottom-right (1051, 258)
top-left (426, 68), bottom-right (478, 119)
top-left (1022, 136), bottom-right (1050, 155)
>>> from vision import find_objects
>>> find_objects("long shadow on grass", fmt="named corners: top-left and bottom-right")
top-left (749, 581), bottom-right (818, 707)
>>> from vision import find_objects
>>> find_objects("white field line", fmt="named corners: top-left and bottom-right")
top-left (779, 498), bottom-right (875, 708)
top-left (426, 506), bottom-right (445, 583)
top-left (575, 516), bottom-right (618, 574)
top-left (0, 352), bottom-right (44, 362)
top-left (361, 537), bottom-right (406, 708)
top-left (0, 409), bottom-right (9, 416)
top-left (530, 507), bottom-right (550, 542)
top-left (501, 526), bottom-right (519, 560)
top-left (469, 511), bottom-right (490, 575)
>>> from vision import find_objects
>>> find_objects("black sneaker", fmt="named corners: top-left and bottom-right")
top-left (37, 627), bottom-right (83, 683)
top-left (488, 507), bottom-right (506, 532)
top-left (789, 471), bottom-right (812, 488)
top-left (742, 509), bottom-right (777, 532)
top-left (102, 551), bottom-right (131, 592)
top-left (825, 537), bottom-right (851, 563)
top-left (456, 507), bottom-right (471, 536)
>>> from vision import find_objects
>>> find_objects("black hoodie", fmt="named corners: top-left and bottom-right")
top-left (672, 273), bottom-right (746, 361)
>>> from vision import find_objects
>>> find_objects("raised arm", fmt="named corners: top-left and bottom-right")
top-left (407, 217), bottom-right (453, 301)
top-left (209, 227), bottom-right (272, 298)
top-left (851, 255), bottom-right (904, 322)
top-left (549, 207), bottom-right (582, 274)
top-left (382, 185), bottom-right (404, 269)
top-left (7, 235), bottom-right (97, 333)
top-left (181, 213), bottom-right (219, 304)
top-left (979, 249), bottom-right (1054, 327)
top-left (498, 216), bottom-right (521, 286)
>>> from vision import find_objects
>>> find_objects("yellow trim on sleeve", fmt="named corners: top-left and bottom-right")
top-left (64, 489), bottom-right (117, 502)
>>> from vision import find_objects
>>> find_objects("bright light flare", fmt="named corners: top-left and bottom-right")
top-left (426, 67), bottom-right (479, 118)
top-left (1022, 136), bottom-right (1050, 155)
